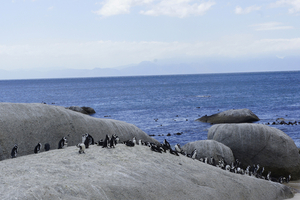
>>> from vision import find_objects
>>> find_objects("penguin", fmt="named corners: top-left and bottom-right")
top-left (82, 133), bottom-right (94, 148)
top-left (102, 134), bottom-right (110, 148)
top-left (110, 134), bottom-right (116, 148)
top-left (210, 157), bottom-right (216, 166)
top-left (58, 137), bottom-right (67, 149)
top-left (174, 144), bottom-right (182, 153)
top-left (133, 137), bottom-right (137, 145)
top-left (86, 134), bottom-right (95, 145)
top-left (44, 143), bottom-right (50, 151)
top-left (76, 143), bottom-right (86, 154)
top-left (163, 139), bottom-right (171, 150)
top-left (191, 149), bottom-right (197, 160)
top-left (150, 144), bottom-right (162, 153)
top-left (266, 171), bottom-right (271, 181)
top-left (225, 165), bottom-right (231, 171)
top-left (124, 140), bottom-right (135, 147)
top-left (169, 148), bottom-right (179, 156)
top-left (286, 175), bottom-right (292, 183)
top-left (245, 166), bottom-right (250, 176)
top-left (204, 157), bottom-right (208, 164)
top-left (115, 135), bottom-right (120, 144)
top-left (11, 144), bottom-right (18, 158)
top-left (34, 143), bottom-right (42, 154)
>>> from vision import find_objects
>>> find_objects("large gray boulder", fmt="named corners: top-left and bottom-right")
top-left (197, 108), bottom-right (260, 124)
top-left (182, 140), bottom-right (235, 165)
top-left (0, 144), bottom-right (294, 200)
top-left (208, 123), bottom-right (300, 179)
top-left (0, 103), bottom-right (158, 160)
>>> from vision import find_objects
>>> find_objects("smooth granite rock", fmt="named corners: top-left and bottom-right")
top-left (182, 140), bottom-right (235, 165)
top-left (208, 123), bottom-right (300, 179)
top-left (0, 103), bottom-right (158, 160)
top-left (0, 144), bottom-right (294, 200)
top-left (197, 108), bottom-right (260, 124)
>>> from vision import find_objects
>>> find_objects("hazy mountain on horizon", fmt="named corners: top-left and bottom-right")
top-left (0, 56), bottom-right (299, 80)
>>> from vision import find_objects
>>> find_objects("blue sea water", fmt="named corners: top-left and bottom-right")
top-left (0, 71), bottom-right (300, 147)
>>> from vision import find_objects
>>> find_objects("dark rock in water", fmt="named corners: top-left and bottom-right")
top-left (182, 140), bottom-right (234, 165)
top-left (66, 106), bottom-right (96, 115)
top-left (167, 133), bottom-right (171, 136)
top-left (208, 123), bottom-right (300, 179)
top-left (81, 106), bottom-right (96, 114)
top-left (196, 108), bottom-right (260, 124)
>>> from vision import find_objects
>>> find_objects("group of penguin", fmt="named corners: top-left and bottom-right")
top-left (122, 137), bottom-right (292, 184)
top-left (10, 138), bottom-right (62, 158)
top-left (75, 133), bottom-right (119, 154)
top-left (10, 135), bottom-right (292, 184)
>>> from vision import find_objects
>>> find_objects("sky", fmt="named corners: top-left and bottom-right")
top-left (0, 0), bottom-right (299, 74)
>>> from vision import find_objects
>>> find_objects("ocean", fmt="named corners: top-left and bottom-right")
top-left (1, 71), bottom-right (300, 147)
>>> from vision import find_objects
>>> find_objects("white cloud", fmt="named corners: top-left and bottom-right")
top-left (94, 0), bottom-right (153, 17)
top-left (94, 0), bottom-right (215, 17)
top-left (271, 0), bottom-right (300, 14)
top-left (48, 6), bottom-right (54, 10)
top-left (235, 5), bottom-right (261, 14)
top-left (250, 22), bottom-right (294, 31)
top-left (140, 0), bottom-right (216, 18)
top-left (1, 37), bottom-right (300, 70)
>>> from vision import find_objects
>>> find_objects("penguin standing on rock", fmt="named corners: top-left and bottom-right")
top-left (191, 149), bottom-right (197, 160)
top-left (44, 143), bottom-right (50, 151)
top-left (163, 139), bottom-right (171, 150)
top-left (174, 144), bottom-right (182, 153)
top-left (102, 135), bottom-right (110, 148)
top-left (110, 134), bottom-right (117, 148)
top-left (11, 144), bottom-right (18, 158)
top-left (34, 143), bottom-right (42, 154)
top-left (76, 143), bottom-right (86, 154)
top-left (58, 137), bottom-right (68, 149)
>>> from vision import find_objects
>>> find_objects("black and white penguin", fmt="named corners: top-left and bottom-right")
top-left (266, 171), bottom-right (271, 181)
top-left (174, 144), bottom-right (182, 153)
top-left (245, 166), bottom-right (250, 176)
top-left (102, 134), bottom-right (110, 148)
top-left (115, 135), bottom-right (120, 144)
top-left (286, 175), bottom-right (292, 183)
top-left (58, 137), bottom-right (68, 149)
top-left (204, 157), bottom-right (208, 164)
top-left (110, 134), bottom-right (117, 148)
top-left (138, 139), bottom-right (143, 145)
top-left (11, 144), bottom-right (18, 158)
top-left (191, 149), bottom-right (197, 160)
top-left (210, 157), bottom-right (216, 166)
top-left (169, 148), bottom-right (179, 156)
top-left (133, 137), bottom-right (137, 145)
top-left (163, 139), bottom-right (171, 150)
top-left (125, 140), bottom-right (135, 147)
top-left (150, 144), bottom-right (162, 153)
top-left (82, 133), bottom-right (95, 148)
top-left (44, 143), bottom-right (50, 151)
top-left (76, 143), bottom-right (86, 154)
top-left (34, 143), bottom-right (42, 154)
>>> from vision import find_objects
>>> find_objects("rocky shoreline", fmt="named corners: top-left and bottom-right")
top-left (0, 103), bottom-right (298, 199)
top-left (0, 144), bottom-right (294, 200)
